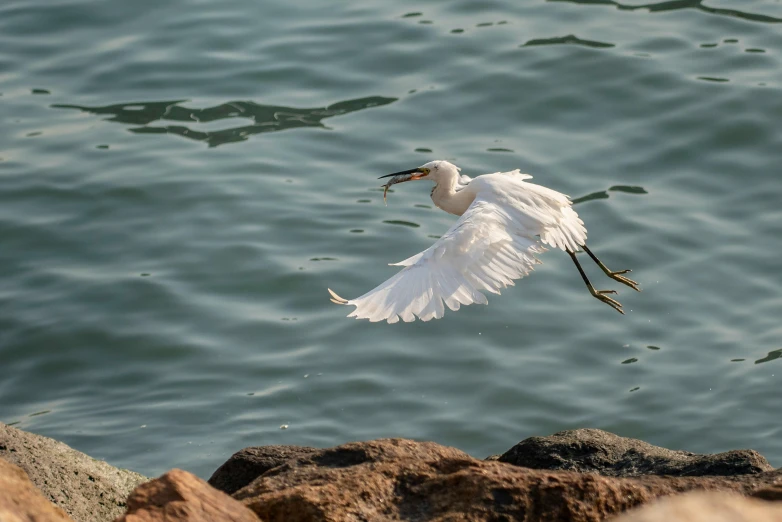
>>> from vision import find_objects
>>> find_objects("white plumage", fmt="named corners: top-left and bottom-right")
top-left (329, 160), bottom-right (638, 323)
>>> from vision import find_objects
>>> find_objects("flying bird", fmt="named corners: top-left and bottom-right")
top-left (328, 160), bottom-right (639, 323)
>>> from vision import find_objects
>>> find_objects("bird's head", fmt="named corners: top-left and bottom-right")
top-left (379, 160), bottom-right (459, 186)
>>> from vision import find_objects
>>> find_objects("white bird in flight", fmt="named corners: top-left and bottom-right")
top-left (328, 160), bottom-right (639, 323)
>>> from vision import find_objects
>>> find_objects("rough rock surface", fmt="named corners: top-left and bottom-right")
top-left (753, 484), bottom-right (782, 502)
top-left (116, 469), bottom-right (260, 522)
top-left (0, 458), bottom-right (73, 521)
top-left (0, 422), bottom-right (147, 522)
top-left (499, 429), bottom-right (773, 477)
top-left (209, 445), bottom-right (319, 494)
top-left (230, 438), bottom-right (782, 522)
top-left (609, 491), bottom-right (782, 522)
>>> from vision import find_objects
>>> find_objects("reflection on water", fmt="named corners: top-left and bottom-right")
top-left (549, 0), bottom-right (782, 24)
top-left (383, 220), bottom-right (420, 228)
top-left (610, 185), bottom-right (648, 195)
top-left (698, 77), bottom-right (729, 83)
top-left (52, 96), bottom-right (397, 147)
top-left (573, 190), bottom-right (609, 204)
top-left (572, 185), bottom-right (647, 204)
top-left (755, 349), bottom-right (782, 365)
top-left (522, 35), bottom-right (614, 49)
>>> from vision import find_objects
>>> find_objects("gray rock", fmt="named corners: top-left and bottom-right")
top-left (0, 458), bottom-right (73, 521)
top-left (498, 428), bottom-right (773, 477)
top-left (0, 423), bottom-right (147, 522)
top-left (208, 445), bottom-right (319, 494)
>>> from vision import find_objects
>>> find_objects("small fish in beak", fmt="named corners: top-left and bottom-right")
top-left (379, 168), bottom-right (425, 204)
top-left (382, 175), bottom-right (412, 204)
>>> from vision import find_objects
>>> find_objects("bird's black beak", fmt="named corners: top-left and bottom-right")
top-left (378, 168), bottom-right (424, 180)
top-left (380, 167), bottom-right (426, 204)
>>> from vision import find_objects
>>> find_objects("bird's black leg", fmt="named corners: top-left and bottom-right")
top-left (568, 250), bottom-right (624, 314)
top-left (581, 245), bottom-right (640, 292)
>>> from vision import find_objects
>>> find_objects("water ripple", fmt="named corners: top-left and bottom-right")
top-left (522, 34), bottom-right (615, 49)
top-left (383, 220), bottom-right (420, 228)
top-left (51, 96), bottom-right (397, 147)
top-left (755, 349), bottom-right (782, 365)
top-left (549, 0), bottom-right (782, 24)
top-left (4, 0), bottom-right (782, 479)
top-left (572, 186), bottom-right (648, 205)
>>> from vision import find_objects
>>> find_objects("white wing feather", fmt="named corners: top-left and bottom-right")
top-left (479, 175), bottom-right (586, 252)
top-left (329, 197), bottom-right (546, 324)
top-left (328, 169), bottom-right (587, 324)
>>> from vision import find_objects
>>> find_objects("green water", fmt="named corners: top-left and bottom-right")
top-left (1, 0), bottom-right (781, 478)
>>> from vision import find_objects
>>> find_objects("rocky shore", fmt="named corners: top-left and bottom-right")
top-left (2, 422), bottom-right (780, 521)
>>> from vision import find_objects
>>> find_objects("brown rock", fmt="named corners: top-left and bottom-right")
top-left (209, 445), bottom-right (319, 494)
top-left (609, 491), bottom-right (782, 522)
top-left (498, 429), bottom-right (773, 477)
top-left (0, 458), bottom-right (74, 521)
top-left (232, 438), bottom-right (782, 522)
top-left (0, 423), bottom-right (147, 522)
top-left (753, 484), bottom-right (782, 502)
top-left (116, 469), bottom-right (260, 522)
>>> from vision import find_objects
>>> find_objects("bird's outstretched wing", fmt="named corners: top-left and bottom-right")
top-left (328, 197), bottom-right (545, 323)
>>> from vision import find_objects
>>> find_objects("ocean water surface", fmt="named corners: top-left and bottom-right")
top-left (1, 0), bottom-right (781, 478)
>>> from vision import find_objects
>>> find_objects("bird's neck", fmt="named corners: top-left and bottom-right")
top-left (431, 178), bottom-right (475, 216)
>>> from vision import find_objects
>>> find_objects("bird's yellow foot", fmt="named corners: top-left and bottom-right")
top-left (607, 270), bottom-right (640, 292)
top-left (591, 289), bottom-right (624, 315)
top-left (580, 246), bottom-right (640, 294)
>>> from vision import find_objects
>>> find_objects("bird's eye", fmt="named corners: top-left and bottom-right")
top-left (421, 168), bottom-right (430, 175)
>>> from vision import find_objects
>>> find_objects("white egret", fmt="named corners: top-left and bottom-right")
top-left (328, 160), bottom-right (639, 323)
